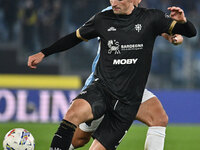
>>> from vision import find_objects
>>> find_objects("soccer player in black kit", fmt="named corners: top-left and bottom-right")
top-left (28, 0), bottom-right (196, 149)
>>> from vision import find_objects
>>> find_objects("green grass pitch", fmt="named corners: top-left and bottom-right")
top-left (1, 123), bottom-right (200, 150)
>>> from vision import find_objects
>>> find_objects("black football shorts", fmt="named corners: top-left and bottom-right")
top-left (75, 79), bottom-right (140, 150)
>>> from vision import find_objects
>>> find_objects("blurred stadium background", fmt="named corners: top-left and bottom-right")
top-left (0, 0), bottom-right (200, 149)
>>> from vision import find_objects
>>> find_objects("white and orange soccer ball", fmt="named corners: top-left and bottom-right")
top-left (3, 128), bottom-right (35, 150)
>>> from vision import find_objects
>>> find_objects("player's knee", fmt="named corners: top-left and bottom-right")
top-left (162, 114), bottom-right (169, 126)
top-left (150, 113), bottom-right (168, 127)
top-left (64, 109), bottom-right (80, 125)
top-left (157, 114), bottom-right (168, 127)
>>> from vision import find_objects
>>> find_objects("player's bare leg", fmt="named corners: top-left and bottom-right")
top-left (136, 97), bottom-right (168, 127)
top-left (70, 127), bottom-right (92, 149)
top-left (89, 139), bottom-right (106, 150)
top-left (50, 99), bottom-right (94, 150)
top-left (136, 97), bottom-right (168, 150)
top-left (65, 99), bottom-right (94, 126)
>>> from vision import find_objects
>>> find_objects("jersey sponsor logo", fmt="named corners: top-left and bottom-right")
top-left (108, 40), bottom-right (120, 54)
top-left (113, 58), bottom-right (138, 65)
top-left (121, 44), bottom-right (143, 51)
top-left (108, 40), bottom-right (143, 54)
top-left (107, 26), bottom-right (117, 32)
top-left (135, 24), bottom-right (142, 32)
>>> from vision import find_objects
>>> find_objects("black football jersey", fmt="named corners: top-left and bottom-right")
top-left (77, 7), bottom-right (175, 105)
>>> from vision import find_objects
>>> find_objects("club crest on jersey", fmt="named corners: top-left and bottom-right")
top-left (135, 24), bottom-right (142, 32)
top-left (107, 40), bottom-right (120, 54)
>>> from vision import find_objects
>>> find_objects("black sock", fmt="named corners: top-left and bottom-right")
top-left (50, 119), bottom-right (77, 150)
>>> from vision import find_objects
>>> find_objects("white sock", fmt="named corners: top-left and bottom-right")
top-left (68, 144), bottom-right (75, 150)
top-left (144, 126), bottom-right (166, 150)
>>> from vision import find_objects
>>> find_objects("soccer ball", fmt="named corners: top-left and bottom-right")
top-left (3, 128), bottom-right (35, 150)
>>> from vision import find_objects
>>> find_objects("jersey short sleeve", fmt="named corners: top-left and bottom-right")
top-left (152, 9), bottom-right (176, 36)
top-left (76, 14), bottom-right (99, 41)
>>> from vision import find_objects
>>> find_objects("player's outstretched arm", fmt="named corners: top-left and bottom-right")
top-left (28, 52), bottom-right (45, 69)
top-left (168, 7), bottom-right (197, 37)
top-left (27, 32), bottom-right (83, 69)
top-left (161, 33), bottom-right (183, 45)
top-left (41, 32), bottom-right (83, 57)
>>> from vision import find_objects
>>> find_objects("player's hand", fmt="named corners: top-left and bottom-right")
top-left (171, 34), bottom-right (183, 45)
top-left (168, 7), bottom-right (187, 23)
top-left (28, 52), bottom-right (45, 69)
